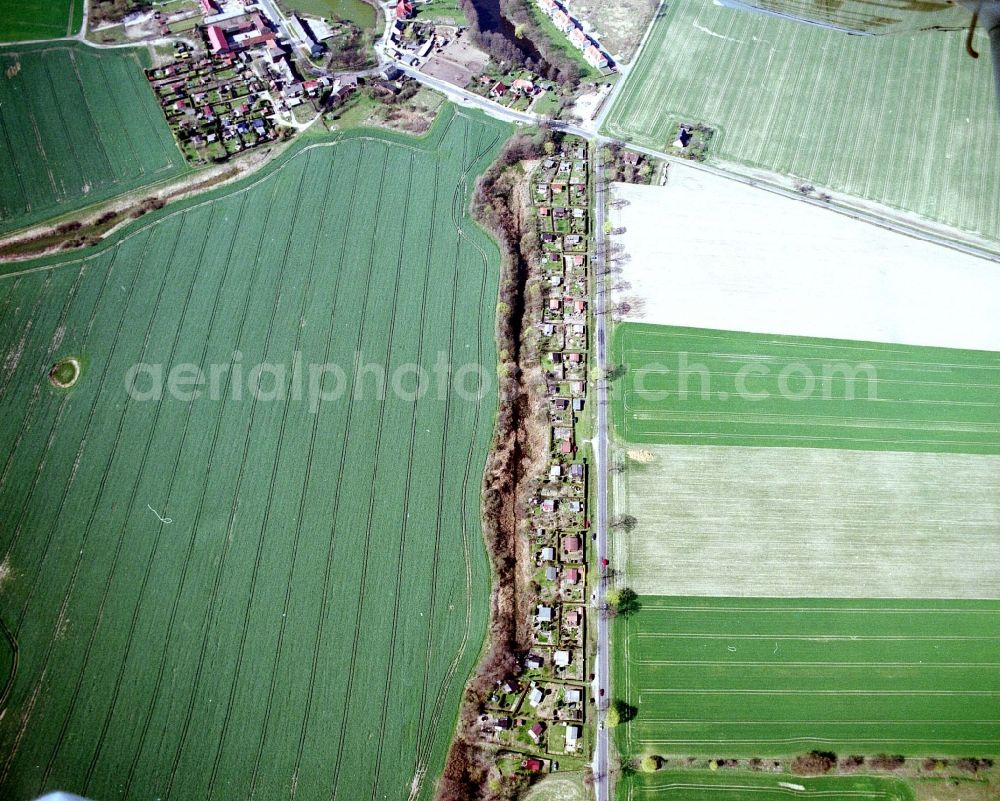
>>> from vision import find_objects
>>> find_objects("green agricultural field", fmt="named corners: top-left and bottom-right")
top-left (612, 323), bottom-right (1000, 453)
top-left (615, 597), bottom-right (1000, 758)
top-left (0, 105), bottom-right (509, 801)
top-left (0, 43), bottom-right (187, 236)
top-left (601, 0), bottom-right (1000, 242)
top-left (0, 0), bottom-right (82, 42)
top-left (619, 769), bottom-right (913, 801)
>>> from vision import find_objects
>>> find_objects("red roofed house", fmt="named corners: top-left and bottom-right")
top-left (585, 44), bottom-right (608, 68)
top-left (559, 439), bottom-right (573, 455)
top-left (565, 568), bottom-right (580, 585)
top-left (199, 0), bottom-right (219, 14)
top-left (563, 535), bottom-right (581, 553)
top-left (396, 0), bottom-right (415, 18)
top-left (551, 9), bottom-right (574, 32)
top-left (539, 0), bottom-right (557, 12)
top-left (568, 27), bottom-right (587, 49)
top-left (490, 81), bottom-right (508, 98)
top-left (206, 24), bottom-right (229, 54)
top-left (522, 758), bottom-right (543, 773)
top-left (528, 722), bottom-right (545, 743)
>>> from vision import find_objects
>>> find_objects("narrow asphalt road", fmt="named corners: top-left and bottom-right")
top-left (592, 144), bottom-right (611, 801)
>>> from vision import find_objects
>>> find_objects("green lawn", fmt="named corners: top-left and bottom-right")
top-left (281, 0), bottom-right (378, 28)
top-left (415, 0), bottom-right (468, 26)
top-left (601, 0), bottom-right (1000, 242)
top-left (611, 323), bottom-right (1000, 453)
top-left (615, 597), bottom-right (1000, 758)
top-left (0, 0), bottom-right (81, 41)
top-left (0, 105), bottom-right (509, 801)
top-left (619, 769), bottom-right (914, 801)
top-left (0, 43), bottom-right (188, 236)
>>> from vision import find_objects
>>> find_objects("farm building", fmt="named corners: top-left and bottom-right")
top-left (206, 25), bottom-right (229, 53)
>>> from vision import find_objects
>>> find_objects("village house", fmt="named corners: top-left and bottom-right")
top-left (551, 10), bottom-right (575, 33)
top-left (585, 44), bottom-right (609, 69)
top-left (566, 724), bottom-right (581, 750)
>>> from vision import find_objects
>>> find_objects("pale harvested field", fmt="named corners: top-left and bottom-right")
top-left (614, 444), bottom-right (1000, 598)
top-left (608, 177), bottom-right (1000, 351)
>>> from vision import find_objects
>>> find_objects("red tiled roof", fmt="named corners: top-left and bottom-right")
top-left (206, 25), bottom-right (228, 53)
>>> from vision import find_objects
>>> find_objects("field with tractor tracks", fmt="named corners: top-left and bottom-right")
top-left (0, 43), bottom-right (187, 236)
top-left (619, 769), bottom-right (913, 801)
top-left (0, 1), bottom-right (82, 42)
top-left (602, 0), bottom-right (1000, 242)
top-left (0, 105), bottom-right (508, 801)
top-left (616, 598), bottom-right (1000, 757)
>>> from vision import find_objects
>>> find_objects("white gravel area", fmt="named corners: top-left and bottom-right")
top-left (609, 168), bottom-right (1000, 351)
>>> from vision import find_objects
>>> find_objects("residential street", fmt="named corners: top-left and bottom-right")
top-left (591, 145), bottom-right (611, 801)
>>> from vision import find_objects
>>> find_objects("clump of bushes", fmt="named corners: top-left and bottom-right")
top-left (791, 751), bottom-right (837, 775)
top-left (869, 754), bottom-right (906, 771)
top-left (955, 758), bottom-right (993, 775)
top-left (640, 755), bottom-right (661, 773)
